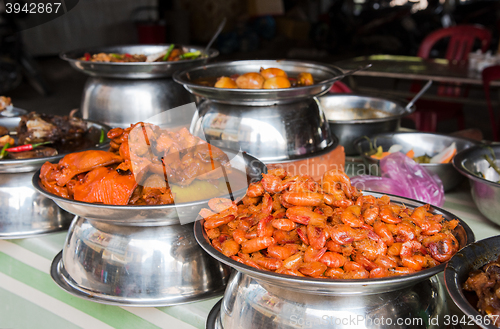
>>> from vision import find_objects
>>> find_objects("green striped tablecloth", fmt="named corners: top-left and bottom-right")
top-left (1, 184), bottom-right (499, 329)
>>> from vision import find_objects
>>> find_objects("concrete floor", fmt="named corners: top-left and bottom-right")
top-left (5, 55), bottom-right (497, 141)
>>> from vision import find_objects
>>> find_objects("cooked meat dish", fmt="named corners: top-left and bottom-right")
top-left (201, 168), bottom-right (461, 279)
top-left (39, 123), bottom-right (244, 205)
top-left (80, 45), bottom-right (201, 63)
top-left (0, 110), bottom-right (101, 160)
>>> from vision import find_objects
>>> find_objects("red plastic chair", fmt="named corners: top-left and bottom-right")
top-left (482, 65), bottom-right (500, 141)
top-left (408, 25), bottom-right (492, 132)
top-left (329, 80), bottom-right (352, 93)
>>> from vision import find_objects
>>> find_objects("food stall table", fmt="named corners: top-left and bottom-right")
top-left (334, 54), bottom-right (500, 107)
top-left (0, 184), bottom-right (498, 329)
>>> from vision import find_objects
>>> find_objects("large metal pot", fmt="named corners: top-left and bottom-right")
top-left (61, 45), bottom-right (218, 127)
top-left (319, 94), bottom-right (415, 155)
top-left (195, 192), bottom-right (474, 329)
top-left (35, 150), bottom-right (267, 306)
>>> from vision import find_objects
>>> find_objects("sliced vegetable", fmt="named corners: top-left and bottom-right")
top-left (84, 52), bottom-right (91, 61)
top-left (110, 53), bottom-right (122, 59)
top-left (162, 44), bottom-right (175, 61)
top-left (406, 149), bottom-right (415, 158)
top-left (99, 129), bottom-right (105, 144)
top-left (0, 142), bottom-right (10, 159)
top-left (388, 144), bottom-right (403, 153)
top-left (6, 141), bottom-right (52, 153)
top-left (370, 146), bottom-right (390, 160)
top-left (179, 50), bottom-right (201, 60)
top-left (430, 142), bottom-right (457, 164)
top-left (124, 53), bottom-right (132, 58)
top-left (484, 154), bottom-right (500, 177)
top-left (414, 155), bottom-right (431, 163)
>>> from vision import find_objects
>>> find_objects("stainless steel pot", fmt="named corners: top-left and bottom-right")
top-left (190, 98), bottom-right (334, 163)
top-left (319, 95), bottom-right (415, 155)
top-left (61, 45), bottom-right (219, 127)
top-left (208, 272), bottom-right (447, 329)
top-left (0, 117), bottom-right (110, 239)
top-left (51, 217), bottom-right (231, 307)
top-left (39, 151), bottom-right (267, 305)
top-left (195, 192), bottom-right (474, 329)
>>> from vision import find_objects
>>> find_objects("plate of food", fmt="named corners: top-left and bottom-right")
top-left (60, 44), bottom-right (219, 79)
top-left (0, 110), bottom-right (110, 173)
top-left (194, 167), bottom-right (474, 294)
top-left (173, 59), bottom-right (344, 105)
top-left (33, 122), bottom-right (266, 225)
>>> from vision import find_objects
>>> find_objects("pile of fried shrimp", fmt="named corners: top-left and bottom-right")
top-left (200, 168), bottom-right (460, 279)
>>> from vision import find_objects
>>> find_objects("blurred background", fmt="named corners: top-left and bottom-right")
top-left (1, 0), bottom-right (500, 137)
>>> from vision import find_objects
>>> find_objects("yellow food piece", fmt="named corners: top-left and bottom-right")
top-left (171, 179), bottom-right (228, 203)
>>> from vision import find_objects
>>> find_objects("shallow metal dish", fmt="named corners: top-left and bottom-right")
top-left (355, 132), bottom-right (478, 191)
top-left (0, 118), bottom-right (111, 173)
top-left (51, 217), bottom-right (231, 306)
top-left (445, 235), bottom-right (500, 329)
top-left (173, 60), bottom-right (343, 105)
top-left (60, 44), bottom-right (219, 79)
top-left (194, 191), bottom-right (474, 295)
top-left (33, 150), bottom-right (266, 226)
top-left (319, 94), bottom-right (415, 155)
top-left (453, 145), bottom-right (500, 225)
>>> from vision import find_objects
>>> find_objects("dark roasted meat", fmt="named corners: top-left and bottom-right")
top-left (17, 110), bottom-right (89, 144)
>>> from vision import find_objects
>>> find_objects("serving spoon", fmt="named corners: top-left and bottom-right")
top-left (203, 17), bottom-right (227, 57)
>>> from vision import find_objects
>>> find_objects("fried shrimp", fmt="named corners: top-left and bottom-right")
top-left (202, 169), bottom-right (461, 279)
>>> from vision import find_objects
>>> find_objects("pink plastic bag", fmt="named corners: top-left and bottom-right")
top-left (350, 152), bottom-right (445, 207)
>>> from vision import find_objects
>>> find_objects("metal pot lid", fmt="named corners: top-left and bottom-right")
top-left (32, 150), bottom-right (267, 226)
top-left (0, 119), bottom-right (111, 173)
top-left (173, 60), bottom-right (344, 105)
top-left (319, 94), bottom-right (415, 124)
top-left (60, 44), bottom-right (219, 79)
top-left (194, 191), bottom-right (474, 295)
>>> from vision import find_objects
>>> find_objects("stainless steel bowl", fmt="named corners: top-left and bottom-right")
top-left (0, 117), bottom-right (110, 239)
top-left (51, 216), bottom-right (231, 306)
top-left (60, 44), bottom-right (219, 79)
top-left (444, 235), bottom-right (500, 329)
top-left (174, 60), bottom-right (343, 105)
top-left (194, 191), bottom-right (474, 294)
top-left (33, 150), bottom-right (267, 226)
top-left (453, 145), bottom-right (500, 225)
top-left (355, 132), bottom-right (478, 191)
top-left (196, 192), bottom-right (474, 329)
top-left (319, 94), bottom-right (415, 155)
top-left (190, 98), bottom-right (335, 163)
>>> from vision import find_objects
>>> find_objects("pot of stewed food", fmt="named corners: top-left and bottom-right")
top-left (61, 44), bottom-right (219, 127)
top-left (33, 122), bottom-right (267, 306)
top-left (194, 167), bottom-right (474, 328)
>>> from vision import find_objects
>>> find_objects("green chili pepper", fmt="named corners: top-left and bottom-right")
top-left (179, 50), bottom-right (201, 60)
top-left (0, 142), bottom-right (10, 159)
top-left (162, 44), bottom-right (175, 61)
top-left (484, 154), bottom-right (500, 177)
top-left (110, 53), bottom-right (122, 59)
top-left (99, 129), bottom-right (105, 144)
